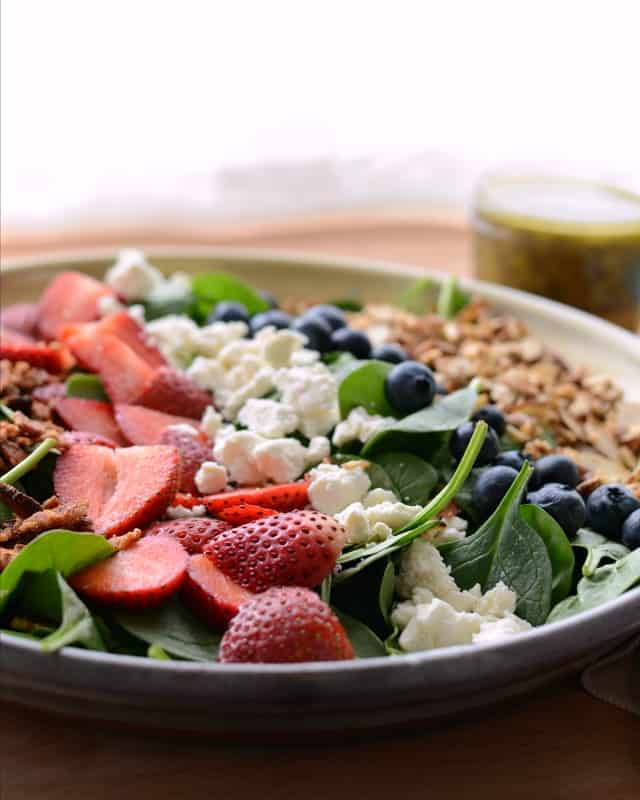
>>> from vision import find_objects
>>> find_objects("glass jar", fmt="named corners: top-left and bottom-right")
top-left (472, 174), bottom-right (640, 331)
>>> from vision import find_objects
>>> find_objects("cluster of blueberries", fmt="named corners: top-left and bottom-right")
top-left (210, 300), bottom-right (441, 416)
top-left (450, 405), bottom-right (640, 549)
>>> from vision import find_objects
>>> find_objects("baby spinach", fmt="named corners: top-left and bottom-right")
top-left (338, 360), bottom-right (394, 418)
top-left (39, 574), bottom-right (105, 653)
top-left (440, 463), bottom-right (553, 626)
top-left (115, 598), bottom-right (221, 662)
top-left (143, 294), bottom-right (193, 322)
top-left (328, 298), bottom-right (363, 312)
top-left (398, 277), bottom-right (439, 314)
top-left (519, 504), bottom-right (574, 605)
top-left (0, 530), bottom-right (113, 614)
top-left (572, 529), bottom-right (630, 577)
top-left (370, 452), bottom-right (438, 506)
top-left (147, 644), bottom-right (172, 660)
top-left (65, 372), bottom-right (108, 401)
top-left (361, 382), bottom-right (477, 457)
top-left (378, 560), bottom-right (396, 625)
top-left (548, 549), bottom-right (640, 623)
top-left (437, 276), bottom-right (471, 319)
top-left (334, 610), bottom-right (386, 658)
top-left (191, 271), bottom-right (270, 323)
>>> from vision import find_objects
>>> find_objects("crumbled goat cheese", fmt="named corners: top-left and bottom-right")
top-left (105, 249), bottom-right (165, 301)
top-left (335, 498), bottom-right (421, 545)
top-left (237, 398), bottom-right (298, 439)
top-left (273, 363), bottom-right (340, 438)
top-left (431, 515), bottom-right (469, 545)
top-left (146, 272), bottom-right (192, 305)
top-left (213, 429), bottom-right (265, 485)
top-left (166, 423), bottom-right (199, 436)
top-left (200, 406), bottom-right (224, 438)
top-left (166, 504), bottom-right (207, 519)
top-left (194, 461), bottom-right (228, 494)
top-left (252, 438), bottom-right (309, 484)
top-left (472, 615), bottom-right (532, 645)
top-left (306, 436), bottom-right (331, 464)
top-left (97, 295), bottom-right (125, 317)
top-left (308, 463), bottom-right (371, 516)
top-left (262, 329), bottom-right (306, 368)
top-left (332, 406), bottom-right (395, 448)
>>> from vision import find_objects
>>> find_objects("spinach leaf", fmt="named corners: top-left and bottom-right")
top-left (437, 276), bottom-right (471, 319)
top-left (143, 294), bottom-right (193, 322)
top-left (191, 272), bottom-right (270, 323)
top-left (147, 644), bottom-right (172, 660)
top-left (361, 382), bottom-right (477, 457)
top-left (572, 529), bottom-right (630, 577)
top-left (334, 610), bottom-right (387, 658)
top-left (547, 548), bottom-right (640, 623)
top-left (338, 360), bottom-right (394, 418)
top-left (328, 298), bottom-right (362, 312)
top-left (440, 463), bottom-right (553, 625)
top-left (115, 598), bottom-right (221, 662)
top-left (371, 452), bottom-right (438, 506)
top-left (519, 504), bottom-right (574, 605)
top-left (0, 530), bottom-right (113, 614)
top-left (398, 277), bottom-right (439, 314)
top-left (39, 574), bottom-right (105, 653)
top-left (65, 373), bottom-right (108, 401)
top-left (378, 560), bottom-right (396, 625)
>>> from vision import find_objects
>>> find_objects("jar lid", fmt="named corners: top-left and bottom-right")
top-left (475, 175), bottom-right (640, 237)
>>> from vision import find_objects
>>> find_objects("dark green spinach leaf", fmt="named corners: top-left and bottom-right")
top-left (371, 452), bottom-right (438, 506)
top-left (378, 560), bottom-right (396, 625)
top-left (338, 360), bottom-right (394, 418)
top-left (572, 529), bottom-right (630, 577)
top-left (437, 276), bottom-right (471, 319)
top-left (191, 272), bottom-right (270, 323)
top-left (65, 373), bottom-right (108, 401)
top-left (334, 610), bottom-right (386, 658)
top-left (519, 504), bottom-right (574, 605)
top-left (398, 277), bottom-right (439, 314)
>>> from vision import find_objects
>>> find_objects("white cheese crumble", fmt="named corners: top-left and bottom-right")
top-left (200, 406), bottom-right (224, 438)
top-left (194, 461), bottom-right (228, 494)
top-left (105, 249), bottom-right (165, 302)
top-left (166, 504), bottom-right (207, 519)
top-left (335, 498), bottom-right (421, 546)
top-left (332, 406), bottom-right (395, 448)
top-left (308, 463), bottom-right (371, 516)
top-left (273, 363), bottom-right (340, 438)
top-left (237, 398), bottom-right (298, 439)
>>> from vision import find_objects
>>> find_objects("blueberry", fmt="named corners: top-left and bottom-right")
top-left (586, 484), bottom-right (640, 540)
top-left (330, 328), bottom-right (372, 359)
top-left (292, 316), bottom-right (333, 353)
top-left (472, 466), bottom-right (519, 520)
top-left (529, 454), bottom-right (580, 490)
top-left (472, 405), bottom-right (506, 436)
top-left (494, 450), bottom-right (527, 471)
top-left (385, 361), bottom-right (437, 415)
top-left (450, 421), bottom-right (501, 466)
top-left (208, 301), bottom-right (250, 324)
top-left (250, 310), bottom-right (292, 334)
top-left (303, 304), bottom-right (347, 331)
top-left (621, 509), bottom-right (640, 551)
top-left (258, 289), bottom-right (278, 309)
top-left (371, 343), bottom-right (408, 364)
top-left (527, 483), bottom-right (587, 538)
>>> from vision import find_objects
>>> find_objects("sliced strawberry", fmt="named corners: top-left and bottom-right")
top-left (134, 366), bottom-right (211, 419)
top-left (182, 555), bottom-right (253, 629)
top-left (69, 534), bottom-right (188, 610)
top-left (97, 335), bottom-right (155, 405)
top-left (59, 430), bottom-right (119, 449)
top-left (0, 303), bottom-right (40, 337)
top-left (157, 426), bottom-right (211, 493)
top-left (217, 504), bottom-right (278, 526)
top-left (0, 339), bottom-right (74, 374)
top-left (115, 404), bottom-right (201, 445)
top-left (200, 483), bottom-right (309, 514)
top-left (54, 443), bottom-right (180, 537)
top-left (204, 509), bottom-right (346, 593)
top-left (32, 382), bottom-right (67, 403)
top-left (1, 327), bottom-right (36, 346)
top-left (38, 271), bottom-right (116, 340)
top-left (55, 397), bottom-right (126, 446)
top-left (144, 518), bottom-right (231, 554)
top-left (54, 443), bottom-right (118, 523)
top-left (219, 587), bottom-right (354, 663)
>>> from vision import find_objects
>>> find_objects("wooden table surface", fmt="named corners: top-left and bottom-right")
top-left (1, 215), bottom-right (638, 799)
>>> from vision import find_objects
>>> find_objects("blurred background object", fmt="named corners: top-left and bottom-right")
top-left (1, 0), bottom-right (639, 326)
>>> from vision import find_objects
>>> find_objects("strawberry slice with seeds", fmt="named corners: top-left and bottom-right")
top-left (157, 425), bottom-right (211, 493)
top-left (0, 303), bottom-right (40, 337)
top-left (0, 338), bottom-right (74, 374)
top-left (201, 482), bottom-right (309, 514)
top-left (144, 518), bottom-right (231, 554)
top-left (115, 404), bottom-right (201, 445)
top-left (219, 587), bottom-right (354, 663)
top-left (69, 534), bottom-right (188, 610)
top-left (134, 366), bottom-right (211, 419)
top-left (216, 503), bottom-right (278, 526)
top-left (32, 382), bottom-right (67, 403)
top-left (97, 335), bottom-right (155, 405)
top-left (182, 554), bottom-right (253, 629)
top-left (38, 271), bottom-right (116, 340)
top-left (54, 443), bottom-right (180, 537)
top-left (204, 509), bottom-right (346, 593)
top-left (55, 397), bottom-right (127, 446)
top-left (1, 327), bottom-right (36, 346)
top-left (59, 431), bottom-right (119, 448)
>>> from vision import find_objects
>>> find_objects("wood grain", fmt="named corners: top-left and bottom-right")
top-left (0, 214), bottom-right (637, 800)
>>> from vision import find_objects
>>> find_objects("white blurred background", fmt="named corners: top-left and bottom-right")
top-left (2, 0), bottom-right (640, 231)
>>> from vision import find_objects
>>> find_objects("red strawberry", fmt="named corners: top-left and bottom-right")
top-left (134, 366), bottom-right (211, 419)
top-left (55, 397), bottom-right (127, 446)
top-left (1, 327), bottom-right (36, 346)
top-left (96, 335), bottom-right (155, 405)
top-left (32, 382), bottom-right (67, 403)
top-left (115, 404), bottom-right (202, 445)
top-left (0, 339), bottom-right (74, 374)
top-left (54, 444), bottom-right (180, 537)
top-left (0, 303), bottom-right (40, 337)
top-left (219, 587), bottom-right (354, 663)
top-left (182, 554), bottom-right (253, 628)
top-left (200, 482), bottom-right (309, 514)
top-left (204, 509), bottom-right (346, 593)
top-left (217, 504), bottom-right (278, 526)
top-left (69, 534), bottom-right (188, 610)
top-left (157, 425), bottom-right (211, 493)
top-left (59, 430), bottom-right (119, 448)
top-left (144, 518), bottom-right (231, 554)
top-left (38, 271), bottom-right (116, 340)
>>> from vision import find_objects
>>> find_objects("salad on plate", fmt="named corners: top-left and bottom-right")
top-left (0, 250), bottom-right (638, 664)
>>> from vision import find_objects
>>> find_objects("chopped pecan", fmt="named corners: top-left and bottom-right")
top-left (110, 528), bottom-right (143, 551)
top-left (0, 482), bottom-right (42, 517)
top-left (1, 502), bottom-right (92, 546)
